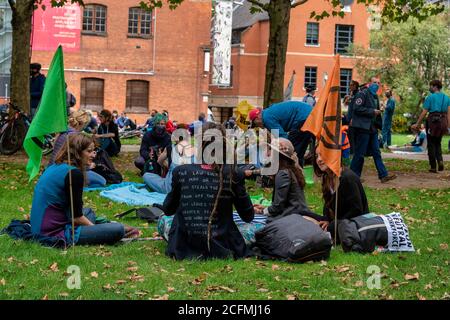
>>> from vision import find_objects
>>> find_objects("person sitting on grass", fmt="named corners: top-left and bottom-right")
top-left (94, 109), bottom-right (121, 157)
top-left (49, 110), bottom-right (106, 187)
top-left (312, 148), bottom-right (370, 240)
top-left (159, 122), bottom-right (255, 260)
top-left (134, 113), bottom-right (171, 175)
top-left (389, 124), bottom-right (427, 153)
top-left (31, 133), bottom-right (139, 246)
top-left (252, 138), bottom-right (320, 223)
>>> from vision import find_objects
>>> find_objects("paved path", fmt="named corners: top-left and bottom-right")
top-left (122, 144), bottom-right (450, 161)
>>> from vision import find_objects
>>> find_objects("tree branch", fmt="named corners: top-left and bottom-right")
top-left (247, 0), bottom-right (268, 11)
top-left (291, 0), bottom-right (308, 9)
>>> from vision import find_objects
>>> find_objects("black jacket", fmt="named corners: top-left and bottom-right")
top-left (140, 130), bottom-right (171, 161)
top-left (266, 169), bottom-right (315, 222)
top-left (350, 88), bottom-right (382, 132)
top-left (98, 121), bottom-right (121, 151)
top-left (30, 74), bottom-right (46, 110)
top-left (163, 164), bottom-right (254, 260)
top-left (324, 168), bottom-right (369, 221)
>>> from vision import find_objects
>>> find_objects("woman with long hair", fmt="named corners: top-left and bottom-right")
top-left (160, 122), bottom-right (255, 260)
top-left (94, 109), bottom-right (121, 157)
top-left (31, 133), bottom-right (138, 246)
top-left (253, 138), bottom-right (318, 223)
top-left (49, 110), bottom-right (106, 187)
top-left (312, 148), bottom-right (369, 234)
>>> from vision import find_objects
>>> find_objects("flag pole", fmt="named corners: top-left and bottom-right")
top-left (334, 175), bottom-right (339, 248)
top-left (67, 134), bottom-right (75, 250)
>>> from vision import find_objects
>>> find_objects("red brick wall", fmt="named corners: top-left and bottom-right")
top-left (31, 0), bottom-right (211, 124)
top-left (210, 2), bottom-right (371, 106)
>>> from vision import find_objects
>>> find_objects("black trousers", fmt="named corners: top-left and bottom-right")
top-left (427, 134), bottom-right (443, 170)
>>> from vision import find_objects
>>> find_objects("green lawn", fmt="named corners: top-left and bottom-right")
top-left (391, 133), bottom-right (449, 153)
top-left (0, 155), bottom-right (449, 300)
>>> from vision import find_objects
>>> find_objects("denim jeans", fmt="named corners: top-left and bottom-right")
top-left (382, 124), bottom-right (392, 147)
top-left (77, 209), bottom-right (125, 245)
top-left (350, 128), bottom-right (388, 179)
top-left (143, 162), bottom-right (176, 194)
top-left (86, 170), bottom-right (106, 187)
top-left (288, 121), bottom-right (314, 167)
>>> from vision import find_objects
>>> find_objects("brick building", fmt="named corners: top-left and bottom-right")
top-left (209, 0), bottom-right (374, 122)
top-left (31, 0), bottom-right (212, 124)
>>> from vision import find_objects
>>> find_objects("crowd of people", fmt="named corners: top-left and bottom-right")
top-left (24, 71), bottom-right (449, 261)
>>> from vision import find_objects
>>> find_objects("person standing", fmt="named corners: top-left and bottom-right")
top-left (345, 80), bottom-right (360, 155)
top-left (302, 85), bottom-right (317, 108)
top-left (249, 101), bottom-right (313, 166)
top-left (382, 90), bottom-right (396, 148)
top-left (412, 80), bottom-right (450, 173)
top-left (30, 63), bottom-right (46, 118)
top-left (349, 77), bottom-right (396, 183)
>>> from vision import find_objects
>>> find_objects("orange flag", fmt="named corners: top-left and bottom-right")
top-left (301, 55), bottom-right (342, 177)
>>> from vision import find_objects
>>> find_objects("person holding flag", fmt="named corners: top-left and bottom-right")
top-left (25, 46), bottom-right (138, 247)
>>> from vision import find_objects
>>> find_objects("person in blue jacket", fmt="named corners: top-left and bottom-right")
top-left (382, 90), bottom-right (396, 148)
top-left (249, 101), bottom-right (313, 166)
top-left (30, 63), bottom-right (46, 118)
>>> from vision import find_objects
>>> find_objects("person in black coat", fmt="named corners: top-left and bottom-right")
top-left (30, 63), bottom-right (46, 118)
top-left (134, 113), bottom-right (171, 174)
top-left (312, 149), bottom-right (370, 238)
top-left (94, 109), bottom-right (121, 157)
top-left (161, 122), bottom-right (255, 260)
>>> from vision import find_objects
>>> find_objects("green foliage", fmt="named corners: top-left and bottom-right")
top-left (391, 114), bottom-right (409, 133)
top-left (352, 11), bottom-right (450, 120)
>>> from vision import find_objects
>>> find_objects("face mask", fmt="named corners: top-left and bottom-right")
top-left (369, 83), bottom-right (379, 95)
top-left (154, 125), bottom-right (166, 135)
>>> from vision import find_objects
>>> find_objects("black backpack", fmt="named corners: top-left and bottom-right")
top-left (92, 148), bottom-right (123, 184)
top-left (114, 206), bottom-right (164, 223)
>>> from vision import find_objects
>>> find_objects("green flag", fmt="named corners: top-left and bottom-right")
top-left (24, 46), bottom-right (68, 181)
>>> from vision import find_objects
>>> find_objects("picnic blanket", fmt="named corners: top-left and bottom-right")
top-left (100, 184), bottom-right (166, 206)
top-left (84, 182), bottom-right (145, 192)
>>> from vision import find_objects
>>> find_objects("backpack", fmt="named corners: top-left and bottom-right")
top-left (255, 214), bottom-right (332, 263)
top-left (114, 206), bottom-right (164, 223)
top-left (92, 148), bottom-right (123, 184)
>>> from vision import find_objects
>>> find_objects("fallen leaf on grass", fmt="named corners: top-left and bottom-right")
top-left (275, 276), bottom-right (281, 282)
top-left (416, 293), bottom-right (426, 300)
top-left (49, 262), bottom-right (59, 272)
top-left (59, 292), bottom-right (69, 297)
top-left (167, 287), bottom-right (175, 293)
top-left (257, 288), bottom-right (269, 293)
top-left (335, 265), bottom-right (350, 273)
top-left (129, 274), bottom-right (145, 282)
top-left (206, 285), bottom-right (235, 293)
top-left (440, 243), bottom-right (448, 250)
top-left (271, 264), bottom-right (280, 271)
top-left (354, 281), bottom-right (364, 287)
top-left (286, 295), bottom-right (297, 300)
top-left (90, 272), bottom-right (98, 278)
top-left (103, 263), bottom-right (111, 269)
top-left (30, 259), bottom-right (39, 265)
top-left (0, 278), bottom-right (5, 286)
top-left (191, 273), bottom-right (208, 285)
top-left (424, 284), bottom-right (433, 290)
top-left (41, 294), bottom-right (48, 300)
top-left (116, 280), bottom-right (127, 285)
top-left (7, 257), bottom-right (14, 263)
top-left (151, 294), bottom-right (169, 300)
top-left (127, 261), bottom-right (137, 266)
top-left (127, 267), bottom-right (139, 272)
top-left (404, 273), bottom-right (420, 281)
top-left (103, 284), bottom-right (113, 290)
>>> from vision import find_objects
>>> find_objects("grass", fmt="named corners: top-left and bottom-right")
top-left (0, 153), bottom-right (449, 300)
top-left (391, 133), bottom-right (450, 153)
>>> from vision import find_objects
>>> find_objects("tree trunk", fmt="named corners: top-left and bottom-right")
top-left (263, 0), bottom-right (291, 108)
top-left (9, 0), bottom-right (34, 114)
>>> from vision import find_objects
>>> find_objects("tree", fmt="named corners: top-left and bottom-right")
top-left (8, 0), bottom-right (83, 114)
top-left (351, 10), bottom-right (450, 117)
top-left (9, 0), bottom-right (445, 113)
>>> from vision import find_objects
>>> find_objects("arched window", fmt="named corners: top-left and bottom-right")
top-left (81, 78), bottom-right (104, 111)
top-left (128, 7), bottom-right (152, 37)
top-left (126, 80), bottom-right (149, 112)
top-left (83, 4), bottom-right (107, 34)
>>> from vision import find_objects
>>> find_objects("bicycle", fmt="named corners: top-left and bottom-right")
top-left (0, 103), bottom-right (53, 156)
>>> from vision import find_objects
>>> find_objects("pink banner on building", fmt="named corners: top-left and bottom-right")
top-left (32, 0), bottom-right (81, 52)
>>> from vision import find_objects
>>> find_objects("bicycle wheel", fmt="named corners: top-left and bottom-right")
top-left (0, 120), bottom-right (27, 155)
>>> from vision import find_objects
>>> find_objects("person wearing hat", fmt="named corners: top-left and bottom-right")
top-left (249, 100), bottom-right (314, 166)
top-left (30, 62), bottom-right (46, 118)
top-left (302, 85), bottom-right (316, 108)
top-left (253, 138), bottom-right (319, 224)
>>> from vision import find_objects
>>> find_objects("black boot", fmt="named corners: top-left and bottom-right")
top-left (438, 161), bottom-right (444, 171)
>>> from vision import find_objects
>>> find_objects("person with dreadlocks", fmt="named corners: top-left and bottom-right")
top-left (160, 122), bottom-right (255, 260)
